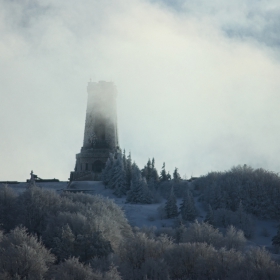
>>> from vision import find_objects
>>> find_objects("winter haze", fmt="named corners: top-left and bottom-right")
top-left (1, 0), bottom-right (280, 181)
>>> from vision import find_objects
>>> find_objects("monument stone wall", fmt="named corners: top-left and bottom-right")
top-left (70, 81), bottom-right (119, 181)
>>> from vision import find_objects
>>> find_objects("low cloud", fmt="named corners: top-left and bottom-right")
top-left (155, 0), bottom-right (280, 48)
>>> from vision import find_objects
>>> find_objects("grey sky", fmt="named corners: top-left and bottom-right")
top-left (1, 0), bottom-right (280, 181)
top-left (154, 0), bottom-right (280, 47)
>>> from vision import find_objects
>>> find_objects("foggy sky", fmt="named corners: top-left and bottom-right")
top-left (1, 0), bottom-right (280, 181)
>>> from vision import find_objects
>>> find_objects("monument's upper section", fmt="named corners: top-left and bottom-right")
top-left (82, 81), bottom-right (119, 151)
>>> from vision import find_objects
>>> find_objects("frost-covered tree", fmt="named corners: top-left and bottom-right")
top-left (55, 223), bottom-right (75, 260)
top-left (211, 207), bottom-right (254, 238)
top-left (235, 201), bottom-right (255, 238)
top-left (165, 187), bottom-right (178, 218)
top-left (126, 164), bottom-right (143, 203)
top-left (112, 153), bottom-right (127, 197)
top-left (125, 152), bottom-right (132, 191)
top-left (0, 184), bottom-right (18, 231)
top-left (159, 163), bottom-right (168, 182)
top-left (122, 149), bottom-right (127, 175)
top-left (0, 226), bottom-right (55, 280)
top-left (147, 177), bottom-right (157, 195)
top-left (104, 265), bottom-right (122, 280)
top-left (164, 242), bottom-right (217, 279)
top-left (102, 153), bottom-right (115, 187)
top-left (173, 167), bottom-right (181, 183)
top-left (166, 171), bottom-right (172, 181)
top-left (180, 189), bottom-right (197, 222)
top-left (151, 158), bottom-right (159, 182)
top-left (272, 224), bottom-right (280, 250)
top-left (141, 158), bottom-right (159, 202)
top-left (243, 247), bottom-right (279, 279)
top-left (126, 164), bottom-right (153, 204)
top-left (206, 183), bottom-right (226, 210)
top-left (165, 241), bottom-right (280, 280)
top-left (117, 232), bottom-right (171, 280)
top-left (42, 192), bottom-right (131, 261)
top-left (42, 212), bottom-right (88, 262)
top-left (224, 225), bottom-right (246, 251)
top-left (142, 158), bottom-right (152, 181)
top-left (17, 184), bottom-right (61, 236)
top-left (49, 257), bottom-right (99, 280)
top-left (142, 158), bottom-right (159, 185)
top-left (140, 178), bottom-right (153, 204)
top-left (74, 231), bottom-right (113, 262)
top-left (102, 151), bottom-right (128, 196)
top-left (204, 204), bottom-right (214, 225)
top-left (181, 221), bottom-right (223, 248)
top-left (197, 165), bottom-right (280, 219)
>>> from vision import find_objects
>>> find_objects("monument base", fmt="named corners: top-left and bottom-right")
top-left (69, 171), bottom-right (102, 181)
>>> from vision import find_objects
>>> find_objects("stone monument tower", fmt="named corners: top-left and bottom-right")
top-left (70, 81), bottom-right (119, 181)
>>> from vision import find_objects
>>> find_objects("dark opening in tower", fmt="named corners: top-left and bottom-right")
top-left (92, 160), bottom-right (105, 172)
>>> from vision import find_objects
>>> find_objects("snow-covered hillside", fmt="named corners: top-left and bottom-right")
top-left (9, 180), bottom-right (279, 254)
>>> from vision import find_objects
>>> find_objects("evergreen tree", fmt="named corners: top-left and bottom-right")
top-left (111, 153), bottom-right (127, 196)
top-left (151, 158), bottom-right (159, 183)
top-left (204, 204), bottom-right (214, 225)
top-left (142, 158), bottom-right (152, 181)
top-left (102, 153), bottom-right (114, 187)
top-left (142, 158), bottom-right (159, 195)
top-left (180, 189), bottom-right (197, 222)
top-left (272, 225), bottom-right (280, 249)
top-left (74, 232), bottom-right (113, 261)
top-left (235, 200), bottom-right (254, 238)
top-left (165, 187), bottom-right (178, 218)
top-left (107, 151), bottom-right (121, 189)
top-left (167, 171), bottom-right (171, 181)
top-left (51, 223), bottom-right (75, 262)
top-left (126, 152), bottom-right (132, 191)
top-left (208, 183), bottom-right (225, 209)
top-left (147, 177), bottom-right (157, 195)
top-left (236, 200), bottom-right (247, 223)
top-left (139, 178), bottom-right (153, 204)
top-left (0, 184), bottom-right (18, 231)
top-left (142, 157), bottom-right (159, 183)
top-left (141, 165), bottom-right (147, 180)
top-left (146, 158), bottom-right (152, 181)
top-left (126, 164), bottom-right (153, 204)
top-left (173, 167), bottom-right (181, 183)
top-left (126, 164), bottom-right (143, 203)
top-left (175, 223), bottom-right (186, 243)
top-left (160, 163), bottom-right (168, 182)
top-left (122, 149), bottom-right (127, 179)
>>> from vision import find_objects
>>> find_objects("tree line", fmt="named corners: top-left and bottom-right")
top-left (101, 149), bottom-right (187, 204)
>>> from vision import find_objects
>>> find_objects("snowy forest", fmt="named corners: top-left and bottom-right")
top-left (1, 150), bottom-right (280, 279)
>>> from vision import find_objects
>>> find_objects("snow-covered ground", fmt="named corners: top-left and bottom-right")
top-left (68, 181), bottom-right (175, 228)
top-left (8, 181), bottom-right (280, 252)
top-left (9, 182), bottom-right (68, 194)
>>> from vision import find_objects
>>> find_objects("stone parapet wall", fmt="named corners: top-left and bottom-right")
top-left (77, 148), bottom-right (111, 158)
top-left (70, 171), bottom-right (102, 181)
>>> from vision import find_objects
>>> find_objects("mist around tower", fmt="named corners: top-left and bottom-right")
top-left (70, 81), bottom-right (119, 181)
top-left (1, 79), bottom-right (280, 278)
